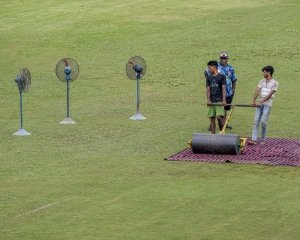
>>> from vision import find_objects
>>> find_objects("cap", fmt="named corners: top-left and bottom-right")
top-left (220, 52), bottom-right (228, 59)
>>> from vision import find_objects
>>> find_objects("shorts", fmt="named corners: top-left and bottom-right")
top-left (224, 95), bottom-right (233, 111)
top-left (207, 102), bottom-right (224, 118)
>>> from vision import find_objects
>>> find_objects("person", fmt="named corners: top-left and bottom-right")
top-left (248, 66), bottom-right (279, 145)
top-left (204, 51), bottom-right (237, 130)
top-left (206, 60), bottom-right (227, 134)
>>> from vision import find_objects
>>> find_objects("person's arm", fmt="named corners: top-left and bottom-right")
top-left (222, 84), bottom-right (227, 106)
top-left (258, 90), bottom-right (276, 106)
top-left (206, 76), bottom-right (212, 106)
top-left (251, 88), bottom-right (261, 107)
top-left (232, 81), bottom-right (237, 96)
top-left (231, 67), bottom-right (237, 95)
top-left (258, 82), bottom-right (278, 106)
top-left (221, 75), bottom-right (227, 106)
top-left (206, 86), bottom-right (212, 106)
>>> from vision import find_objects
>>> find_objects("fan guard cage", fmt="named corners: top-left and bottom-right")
top-left (56, 58), bottom-right (80, 82)
top-left (126, 56), bottom-right (147, 80)
top-left (16, 68), bottom-right (31, 93)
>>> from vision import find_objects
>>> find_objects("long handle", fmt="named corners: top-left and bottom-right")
top-left (212, 103), bottom-right (257, 107)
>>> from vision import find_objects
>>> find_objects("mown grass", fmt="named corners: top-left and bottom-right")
top-left (1, 0), bottom-right (300, 239)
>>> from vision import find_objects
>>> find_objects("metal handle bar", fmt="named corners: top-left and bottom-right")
top-left (211, 103), bottom-right (257, 107)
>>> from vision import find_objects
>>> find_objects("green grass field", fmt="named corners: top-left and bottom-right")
top-left (1, 0), bottom-right (300, 239)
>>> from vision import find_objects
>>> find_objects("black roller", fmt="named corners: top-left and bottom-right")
top-left (192, 133), bottom-right (241, 155)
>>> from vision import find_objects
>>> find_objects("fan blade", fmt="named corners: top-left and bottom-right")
top-left (56, 58), bottom-right (79, 82)
top-left (16, 68), bottom-right (31, 93)
top-left (126, 56), bottom-right (147, 80)
top-left (64, 59), bottom-right (69, 66)
top-left (23, 82), bottom-right (29, 92)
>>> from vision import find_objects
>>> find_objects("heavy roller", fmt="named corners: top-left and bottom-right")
top-left (188, 104), bottom-right (256, 155)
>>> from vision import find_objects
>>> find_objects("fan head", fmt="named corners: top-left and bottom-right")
top-left (14, 68), bottom-right (31, 92)
top-left (56, 58), bottom-right (79, 82)
top-left (126, 56), bottom-right (147, 80)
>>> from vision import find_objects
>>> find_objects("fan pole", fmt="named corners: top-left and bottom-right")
top-left (60, 80), bottom-right (76, 124)
top-left (130, 74), bottom-right (146, 120)
top-left (136, 76), bottom-right (140, 113)
top-left (20, 91), bottom-right (24, 128)
top-left (13, 91), bottom-right (31, 136)
top-left (67, 80), bottom-right (70, 118)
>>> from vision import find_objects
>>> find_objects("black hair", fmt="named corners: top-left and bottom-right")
top-left (207, 60), bottom-right (218, 68)
top-left (262, 66), bottom-right (274, 76)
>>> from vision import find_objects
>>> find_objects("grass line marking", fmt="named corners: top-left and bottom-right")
top-left (17, 197), bottom-right (77, 217)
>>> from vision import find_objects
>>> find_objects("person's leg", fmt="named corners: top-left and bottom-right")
top-left (222, 110), bottom-right (227, 127)
top-left (260, 105), bottom-right (272, 143)
top-left (216, 105), bottom-right (224, 132)
top-left (249, 107), bottom-right (263, 144)
top-left (210, 117), bottom-right (216, 134)
top-left (223, 96), bottom-right (233, 129)
top-left (217, 116), bottom-right (223, 131)
top-left (207, 105), bottom-right (216, 133)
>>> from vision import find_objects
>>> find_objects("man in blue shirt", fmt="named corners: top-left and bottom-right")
top-left (204, 52), bottom-right (237, 130)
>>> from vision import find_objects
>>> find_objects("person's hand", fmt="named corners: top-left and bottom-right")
top-left (207, 100), bottom-right (212, 106)
top-left (250, 101), bottom-right (255, 107)
top-left (222, 101), bottom-right (227, 107)
top-left (257, 101), bottom-right (262, 108)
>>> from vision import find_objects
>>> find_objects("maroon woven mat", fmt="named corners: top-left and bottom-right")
top-left (165, 138), bottom-right (300, 166)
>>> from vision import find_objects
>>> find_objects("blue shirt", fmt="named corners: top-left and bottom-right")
top-left (205, 62), bottom-right (237, 97)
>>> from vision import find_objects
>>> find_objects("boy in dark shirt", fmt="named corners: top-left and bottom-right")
top-left (206, 61), bottom-right (227, 134)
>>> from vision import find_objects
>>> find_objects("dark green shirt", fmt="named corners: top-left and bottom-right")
top-left (206, 73), bottom-right (226, 102)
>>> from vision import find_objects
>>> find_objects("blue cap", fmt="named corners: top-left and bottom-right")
top-left (220, 52), bottom-right (228, 59)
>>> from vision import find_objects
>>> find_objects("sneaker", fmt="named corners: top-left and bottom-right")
top-left (208, 125), bottom-right (212, 131)
top-left (260, 141), bottom-right (265, 145)
top-left (226, 125), bottom-right (232, 130)
top-left (247, 140), bottom-right (257, 145)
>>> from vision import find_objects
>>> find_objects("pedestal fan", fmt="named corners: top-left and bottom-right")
top-left (126, 56), bottom-right (147, 120)
top-left (13, 68), bottom-right (31, 136)
top-left (55, 58), bottom-right (80, 124)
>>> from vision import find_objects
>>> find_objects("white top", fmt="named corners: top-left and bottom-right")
top-left (258, 78), bottom-right (279, 106)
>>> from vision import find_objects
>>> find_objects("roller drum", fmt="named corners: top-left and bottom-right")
top-left (192, 133), bottom-right (241, 155)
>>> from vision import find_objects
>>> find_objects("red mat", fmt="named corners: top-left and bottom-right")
top-left (165, 138), bottom-right (300, 166)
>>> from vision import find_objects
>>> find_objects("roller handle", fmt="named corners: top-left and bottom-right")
top-left (211, 103), bottom-right (257, 107)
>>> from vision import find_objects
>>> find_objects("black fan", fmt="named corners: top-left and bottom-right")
top-left (13, 68), bottom-right (31, 135)
top-left (55, 58), bottom-right (80, 124)
top-left (126, 56), bottom-right (147, 120)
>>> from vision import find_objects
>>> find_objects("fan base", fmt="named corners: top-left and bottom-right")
top-left (60, 118), bottom-right (76, 124)
top-left (13, 128), bottom-right (31, 136)
top-left (129, 113), bottom-right (146, 120)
